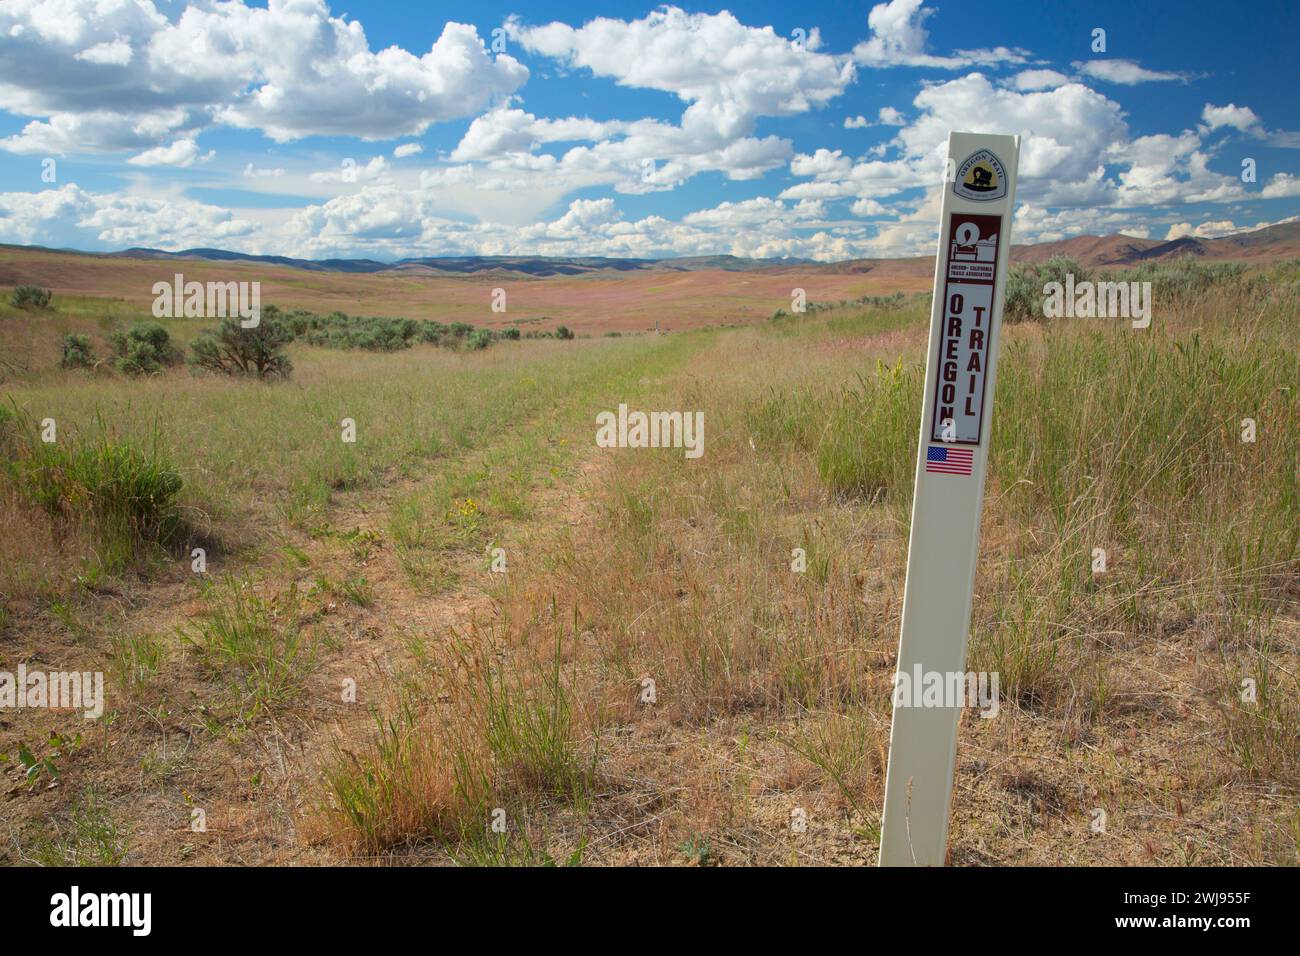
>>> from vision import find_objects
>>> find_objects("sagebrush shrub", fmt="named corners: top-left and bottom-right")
top-left (1112, 258), bottom-right (1257, 299)
top-left (10, 285), bottom-right (51, 309)
top-left (190, 316), bottom-right (294, 379)
top-left (1003, 256), bottom-right (1090, 323)
top-left (1002, 266), bottom-right (1042, 324)
top-left (293, 311), bottom-right (497, 352)
top-left (416, 320), bottom-right (449, 345)
top-left (110, 322), bottom-right (179, 375)
top-left (60, 334), bottom-right (96, 370)
top-left (1003, 256), bottom-right (1259, 324)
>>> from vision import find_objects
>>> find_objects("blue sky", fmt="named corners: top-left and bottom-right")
top-left (0, 0), bottom-right (1297, 260)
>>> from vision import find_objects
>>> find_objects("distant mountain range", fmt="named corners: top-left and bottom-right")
top-left (107, 248), bottom-right (815, 277)
top-left (6, 221), bottom-right (1298, 278)
top-left (1009, 220), bottom-right (1300, 268)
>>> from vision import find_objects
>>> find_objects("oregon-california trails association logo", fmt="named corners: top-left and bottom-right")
top-left (953, 149), bottom-right (1007, 201)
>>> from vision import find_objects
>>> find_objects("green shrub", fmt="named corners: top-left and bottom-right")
top-left (186, 305), bottom-right (507, 362)
top-left (555, 325), bottom-right (575, 340)
top-left (110, 322), bottom-right (179, 375)
top-left (1111, 258), bottom-right (1258, 299)
top-left (10, 285), bottom-right (51, 309)
top-left (190, 315), bottom-right (294, 379)
top-left (294, 312), bottom-right (494, 353)
top-left (1004, 256), bottom-right (1090, 323)
top-left (1003, 256), bottom-right (1259, 324)
top-left (301, 314), bottom-right (414, 352)
top-left (501, 327), bottom-right (521, 340)
top-left (60, 334), bottom-right (96, 370)
top-left (1002, 266), bottom-right (1041, 324)
top-left (771, 291), bottom-right (910, 320)
top-left (416, 320), bottom-right (450, 345)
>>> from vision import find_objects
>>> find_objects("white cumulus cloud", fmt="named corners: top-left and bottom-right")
top-left (509, 7), bottom-right (855, 141)
top-left (0, 0), bottom-right (528, 152)
top-left (126, 138), bottom-right (201, 167)
top-left (853, 0), bottom-right (1028, 69)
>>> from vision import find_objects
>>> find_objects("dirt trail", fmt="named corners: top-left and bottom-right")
top-left (202, 433), bottom-right (604, 863)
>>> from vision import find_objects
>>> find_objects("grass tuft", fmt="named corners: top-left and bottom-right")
top-left (181, 579), bottom-right (316, 725)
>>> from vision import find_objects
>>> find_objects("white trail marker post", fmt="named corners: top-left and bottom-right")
top-left (879, 131), bottom-right (1020, 867)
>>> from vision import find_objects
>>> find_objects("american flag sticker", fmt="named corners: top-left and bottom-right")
top-left (925, 445), bottom-right (974, 476)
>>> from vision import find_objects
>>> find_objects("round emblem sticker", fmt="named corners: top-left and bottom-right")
top-left (953, 149), bottom-right (1007, 202)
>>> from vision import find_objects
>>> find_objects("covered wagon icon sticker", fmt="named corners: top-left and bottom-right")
top-left (953, 149), bottom-right (1007, 201)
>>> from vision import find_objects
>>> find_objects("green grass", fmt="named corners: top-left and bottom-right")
top-left (340, 574), bottom-right (375, 607)
top-left (382, 330), bottom-right (704, 591)
top-left (181, 579), bottom-right (317, 726)
top-left (321, 688), bottom-right (487, 854)
top-left (321, 620), bottom-right (592, 858)
top-left (451, 828), bottom-right (586, 867)
top-left (473, 625), bottom-right (591, 799)
top-left (2, 407), bottom-right (184, 573)
top-left (747, 359), bottom-right (921, 503)
top-left (108, 631), bottom-right (165, 699)
top-left (1219, 642), bottom-right (1300, 783)
top-left (27, 790), bottom-right (129, 866)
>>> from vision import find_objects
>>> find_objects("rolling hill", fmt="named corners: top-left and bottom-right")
top-left (0, 220), bottom-right (1294, 334)
top-left (1010, 220), bottom-right (1300, 267)
top-left (6, 220), bottom-right (1297, 282)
